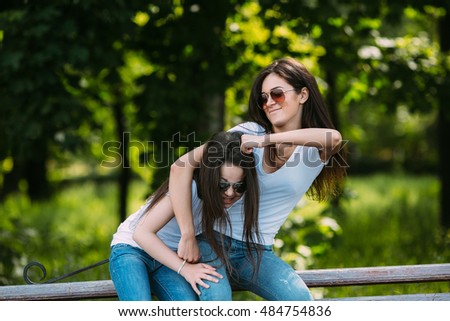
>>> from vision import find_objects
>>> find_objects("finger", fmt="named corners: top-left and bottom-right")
top-left (207, 271), bottom-right (223, 279)
top-left (191, 283), bottom-right (201, 296)
top-left (197, 279), bottom-right (210, 289)
top-left (201, 264), bottom-right (216, 270)
top-left (204, 275), bottom-right (219, 283)
top-left (242, 146), bottom-right (253, 154)
top-left (188, 256), bottom-right (199, 263)
top-left (201, 267), bottom-right (223, 279)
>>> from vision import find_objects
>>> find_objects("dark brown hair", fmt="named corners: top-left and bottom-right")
top-left (196, 131), bottom-right (261, 273)
top-left (248, 57), bottom-right (347, 200)
top-left (142, 131), bottom-right (261, 273)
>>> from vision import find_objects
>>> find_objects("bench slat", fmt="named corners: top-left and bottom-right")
top-left (325, 293), bottom-right (450, 301)
top-left (0, 280), bottom-right (116, 300)
top-left (298, 263), bottom-right (450, 287)
top-left (1, 264), bottom-right (449, 301)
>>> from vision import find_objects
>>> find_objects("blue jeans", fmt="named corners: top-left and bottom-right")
top-left (197, 234), bottom-right (313, 301)
top-left (109, 243), bottom-right (198, 301)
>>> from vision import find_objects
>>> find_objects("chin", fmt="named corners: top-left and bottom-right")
top-left (223, 200), bottom-right (236, 208)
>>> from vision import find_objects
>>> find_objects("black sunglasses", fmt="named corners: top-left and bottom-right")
top-left (259, 88), bottom-right (296, 109)
top-left (219, 180), bottom-right (246, 194)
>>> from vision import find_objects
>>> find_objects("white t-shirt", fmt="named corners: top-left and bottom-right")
top-left (111, 122), bottom-right (326, 250)
top-left (226, 122), bottom-right (325, 245)
top-left (110, 181), bottom-right (203, 251)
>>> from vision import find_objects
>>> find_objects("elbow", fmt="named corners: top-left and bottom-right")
top-left (332, 130), bottom-right (342, 149)
top-left (327, 130), bottom-right (342, 155)
top-left (132, 230), bottom-right (139, 245)
top-left (170, 157), bottom-right (186, 177)
top-left (132, 228), bottom-right (143, 246)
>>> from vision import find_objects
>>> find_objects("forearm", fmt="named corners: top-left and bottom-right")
top-left (169, 145), bottom-right (205, 236)
top-left (169, 163), bottom-right (195, 237)
top-left (254, 128), bottom-right (342, 152)
top-left (134, 232), bottom-right (184, 273)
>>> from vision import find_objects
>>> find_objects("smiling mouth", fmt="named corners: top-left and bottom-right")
top-left (268, 108), bottom-right (282, 114)
top-left (223, 197), bottom-right (237, 204)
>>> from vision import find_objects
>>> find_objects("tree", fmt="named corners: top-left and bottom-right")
top-left (0, 1), bottom-right (142, 222)
top-left (437, 1), bottom-right (450, 227)
top-left (255, 0), bottom-right (449, 227)
top-left (131, 0), bottom-right (236, 189)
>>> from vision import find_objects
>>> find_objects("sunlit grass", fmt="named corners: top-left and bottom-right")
top-left (0, 180), bottom-right (149, 284)
top-left (1, 173), bottom-right (448, 300)
top-left (305, 173), bottom-right (449, 298)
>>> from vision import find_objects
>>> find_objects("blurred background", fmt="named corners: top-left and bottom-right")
top-left (1, 0), bottom-right (449, 299)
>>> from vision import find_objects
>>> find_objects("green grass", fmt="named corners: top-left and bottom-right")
top-left (0, 180), bottom-right (149, 285)
top-left (301, 173), bottom-right (450, 299)
top-left (1, 173), bottom-right (449, 300)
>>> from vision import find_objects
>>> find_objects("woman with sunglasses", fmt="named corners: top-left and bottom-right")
top-left (169, 57), bottom-right (347, 300)
top-left (109, 131), bottom-right (260, 300)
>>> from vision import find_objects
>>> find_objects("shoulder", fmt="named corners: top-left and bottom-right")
top-left (299, 146), bottom-right (327, 167)
top-left (228, 122), bottom-right (266, 135)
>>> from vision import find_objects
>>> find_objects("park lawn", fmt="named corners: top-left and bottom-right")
top-left (298, 173), bottom-right (450, 299)
top-left (1, 173), bottom-right (448, 300)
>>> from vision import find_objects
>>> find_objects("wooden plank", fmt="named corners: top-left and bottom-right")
top-left (298, 263), bottom-right (450, 287)
top-left (1, 264), bottom-right (449, 301)
top-left (324, 293), bottom-right (450, 301)
top-left (0, 280), bottom-right (116, 301)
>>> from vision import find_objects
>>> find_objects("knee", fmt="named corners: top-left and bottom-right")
top-left (199, 278), bottom-right (232, 301)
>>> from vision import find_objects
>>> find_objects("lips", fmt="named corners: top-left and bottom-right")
top-left (267, 107), bottom-right (282, 114)
top-left (223, 197), bottom-right (238, 207)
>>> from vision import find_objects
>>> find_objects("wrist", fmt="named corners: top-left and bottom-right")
top-left (177, 259), bottom-right (187, 275)
top-left (261, 134), bottom-right (271, 147)
top-left (180, 230), bottom-right (196, 239)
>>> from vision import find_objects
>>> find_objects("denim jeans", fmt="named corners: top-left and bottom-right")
top-left (109, 243), bottom-right (198, 301)
top-left (197, 234), bottom-right (313, 301)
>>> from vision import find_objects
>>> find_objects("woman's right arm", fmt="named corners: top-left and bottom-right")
top-left (169, 144), bottom-right (205, 262)
top-left (133, 195), bottom-right (222, 295)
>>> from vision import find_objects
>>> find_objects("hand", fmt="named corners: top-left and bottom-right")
top-left (240, 134), bottom-right (264, 154)
top-left (179, 263), bottom-right (223, 295)
top-left (177, 234), bottom-right (200, 263)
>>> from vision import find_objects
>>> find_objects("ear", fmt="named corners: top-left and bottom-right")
top-left (299, 87), bottom-right (309, 104)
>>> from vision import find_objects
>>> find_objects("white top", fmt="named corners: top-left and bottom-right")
top-left (110, 181), bottom-right (203, 251)
top-left (111, 121), bottom-right (326, 250)
top-left (226, 122), bottom-right (325, 245)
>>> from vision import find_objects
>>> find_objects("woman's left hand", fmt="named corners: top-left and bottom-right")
top-left (179, 263), bottom-right (223, 295)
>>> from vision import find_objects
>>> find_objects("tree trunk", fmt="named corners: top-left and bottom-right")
top-left (325, 70), bottom-right (340, 131)
top-left (0, 159), bottom-right (22, 198)
top-left (438, 9), bottom-right (450, 228)
top-left (113, 100), bottom-right (130, 223)
top-left (25, 156), bottom-right (50, 200)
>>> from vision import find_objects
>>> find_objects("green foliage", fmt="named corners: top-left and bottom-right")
top-left (312, 173), bottom-right (450, 298)
top-left (1, 174), bottom-right (448, 299)
top-left (1, 0), bottom-right (448, 205)
top-left (0, 181), bottom-right (137, 285)
top-left (1, 0), bottom-right (450, 296)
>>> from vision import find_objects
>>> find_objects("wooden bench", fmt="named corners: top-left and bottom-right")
top-left (1, 263), bottom-right (449, 301)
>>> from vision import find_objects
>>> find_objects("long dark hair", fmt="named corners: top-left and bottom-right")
top-left (142, 131), bottom-right (261, 273)
top-left (197, 131), bottom-right (261, 273)
top-left (248, 57), bottom-right (347, 200)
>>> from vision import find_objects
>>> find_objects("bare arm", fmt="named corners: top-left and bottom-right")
top-left (241, 128), bottom-right (342, 161)
top-left (133, 195), bottom-right (222, 295)
top-left (168, 144), bottom-right (205, 262)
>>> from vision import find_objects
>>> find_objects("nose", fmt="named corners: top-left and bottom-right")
top-left (224, 186), bottom-right (235, 197)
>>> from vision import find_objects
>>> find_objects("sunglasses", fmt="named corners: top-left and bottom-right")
top-left (219, 180), bottom-right (246, 194)
top-left (259, 88), bottom-right (296, 109)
